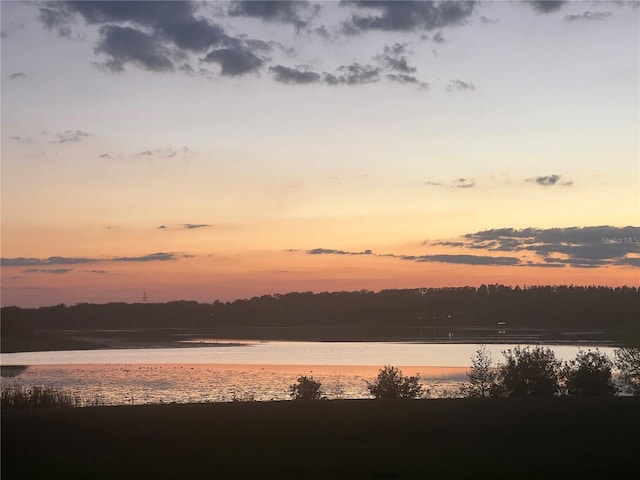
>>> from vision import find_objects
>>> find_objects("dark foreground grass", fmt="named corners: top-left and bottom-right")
top-left (3, 397), bottom-right (639, 479)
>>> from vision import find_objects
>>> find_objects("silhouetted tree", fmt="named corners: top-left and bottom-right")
top-left (463, 345), bottom-right (498, 397)
top-left (615, 347), bottom-right (640, 395)
top-left (563, 349), bottom-right (616, 396)
top-left (367, 365), bottom-right (422, 399)
top-left (289, 375), bottom-right (323, 400)
top-left (496, 346), bottom-right (561, 397)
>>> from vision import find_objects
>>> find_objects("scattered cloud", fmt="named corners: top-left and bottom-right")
top-left (1, 252), bottom-right (180, 267)
top-left (525, 174), bottom-right (573, 186)
top-left (8, 72), bottom-right (26, 80)
top-left (424, 180), bottom-right (442, 186)
top-left (269, 65), bottom-right (322, 84)
top-left (303, 247), bottom-right (520, 266)
top-left (434, 226), bottom-right (640, 268)
top-left (452, 178), bottom-right (475, 188)
top-left (386, 74), bottom-right (429, 89)
top-left (11, 136), bottom-right (33, 144)
top-left (112, 252), bottom-right (177, 262)
top-left (397, 253), bottom-right (520, 266)
top-left (446, 79), bottom-right (475, 92)
top-left (136, 147), bottom-right (192, 159)
top-left (301, 226), bottom-right (639, 269)
top-left (564, 11), bottom-right (612, 22)
top-left (201, 47), bottom-right (265, 76)
top-left (228, 1), bottom-right (320, 31)
top-left (375, 43), bottom-right (416, 73)
top-left (324, 63), bottom-right (380, 85)
top-left (23, 268), bottom-right (74, 274)
top-left (307, 248), bottom-right (373, 255)
top-left (526, 1), bottom-right (567, 14)
top-left (54, 130), bottom-right (90, 143)
top-left (341, 1), bottom-right (477, 34)
top-left (182, 224), bottom-right (211, 230)
top-left (95, 25), bottom-right (175, 73)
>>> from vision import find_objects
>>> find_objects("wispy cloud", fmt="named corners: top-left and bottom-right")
top-left (23, 268), bottom-right (74, 274)
top-left (2, 252), bottom-right (180, 267)
top-left (300, 226), bottom-right (639, 269)
top-left (445, 79), bottom-right (475, 92)
top-left (564, 11), bottom-right (612, 22)
top-left (7, 72), bottom-right (26, 80)
top-left (525, 174), bottom-right (573, 186)
top-left (307, 248), bottom-right (373, 256)
top-left (53, 130), bottom-right (90, 143)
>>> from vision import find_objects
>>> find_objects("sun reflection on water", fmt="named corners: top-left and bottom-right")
top-left (1, 364), bottom-right (467, 405)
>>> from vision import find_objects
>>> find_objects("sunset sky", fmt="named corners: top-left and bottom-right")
top-left (1, 1), bottom-right (639, 307)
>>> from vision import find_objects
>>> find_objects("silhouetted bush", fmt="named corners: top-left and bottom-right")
top-left (289, 375), bottom-right (323, 400)
top-left (367, 365), bottom-right (422, 399)
top-left (462, 345), bottom-right (499, 397)
top-left (563, 349), bottom-right (616, 396)
top-left (496, 346), bottom-right (561, 397)
top-left (615, 346), bottom-right (640, 395)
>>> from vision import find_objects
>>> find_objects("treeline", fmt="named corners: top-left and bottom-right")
top-left (2, 285), bottom-right (638, 338)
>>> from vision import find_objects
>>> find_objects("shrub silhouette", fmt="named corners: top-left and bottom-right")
top-left (563, 349), bottom-right (616, 396)
top-left (367, 365), bottom-right (422, 399)
top-left (289, 375), bottom-right (323, 400)
top-left (463, 345), bottom-right (498, 397)
top-left (615, 346), bottom-right (640, 395)
top-left (496, 346), bottom-right (561, 397)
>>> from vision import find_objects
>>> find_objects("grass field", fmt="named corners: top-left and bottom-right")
top-left (2, 397), bottom-right (639, 479)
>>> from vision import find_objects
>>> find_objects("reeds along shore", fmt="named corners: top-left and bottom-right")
top-left (3, 397), bottom-right (640, 480)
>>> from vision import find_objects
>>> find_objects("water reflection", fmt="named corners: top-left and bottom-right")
top-left (1, 364), bottom-right (467, 405)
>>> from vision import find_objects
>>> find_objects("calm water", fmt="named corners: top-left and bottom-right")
top-left (0, 342), bottom-right (615, 405)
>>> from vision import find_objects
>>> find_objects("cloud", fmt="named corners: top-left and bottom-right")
top-left (8, 72), bottom-right (26, 80)
top-left (38, 5), bottom-right (76, 38)
top-left (525, 174), bottom-right (573, 186)
top-left (424, 180), bottom-right (442, 186)
top-left (304, 247), bottom-right (520, 266)
top-left (375, 43), bottom-right (416, 73)
top-left (158, 225), bottom-right (167, 230)
top-left (182, 224), bottom-right (211, 230)
top-left (95, 25), bottom-right (175, 73)
top-left (1, 252), bottom-right (180, 266)
top-left (324, 63), bottom-right (380, 85)
top-left (11, 136), bottom-right (33, 144)
top-left (434, 226), bottom-right (640, 268)
top-left (446, 79), bottom-right (475, 92)
top-left (269, 65), bottom-right (322, 84)
top-left (39, 1), bottom-right (242, 74)
top-left (307, 248), bottom-right (373, 255)
top-left (398, 254), bottom-right (521, 266)
top-left (228, 1), bottom-right (320, 31)
top-left (202, 47), bottom-right (265, 76)
top-left (452, 178), bottom-right (475, 188)
top-left (341, 1), bottom-right (477, 34)
top-left (54, 130), bottom-right (90, 143)
top-left (136, 147), bottom-right (192, 159)
top-left (386, 74), bottom-right (429, 89)
top-left (23, 268), bottom-right (74, 274)
top-left (526, 1), bottom-right (567, 14)
top-left (564, 11), bottom-right (612, 22)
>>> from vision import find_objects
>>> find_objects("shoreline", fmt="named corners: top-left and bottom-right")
top-left (1, 332), bottom-right (620, 354)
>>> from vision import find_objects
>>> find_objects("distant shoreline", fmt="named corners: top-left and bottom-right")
top-left (1, 330), bottom-right (620, 354)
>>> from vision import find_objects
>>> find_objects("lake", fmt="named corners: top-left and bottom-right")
top-left (0, 342), bottom-right (616, 404)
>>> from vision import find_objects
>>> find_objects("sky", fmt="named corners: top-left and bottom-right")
top-left (1, 0), bottom-right (639, 307)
